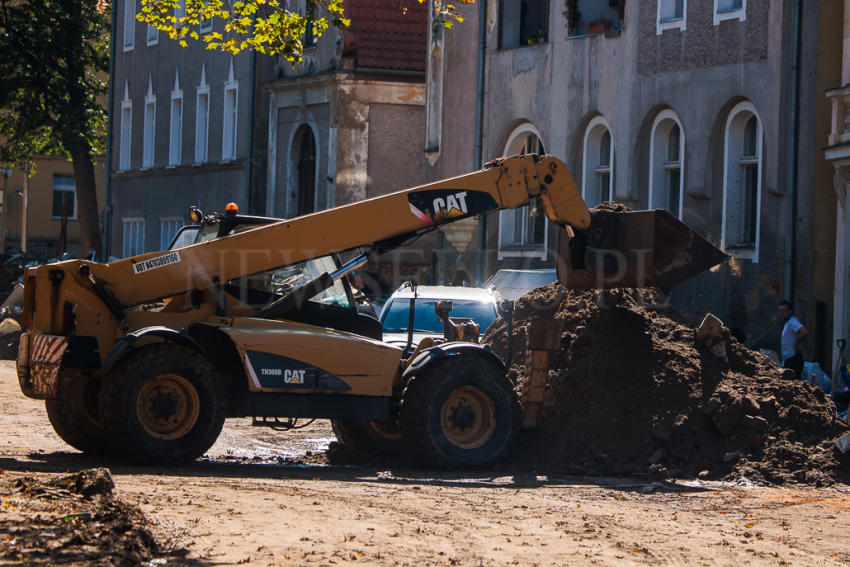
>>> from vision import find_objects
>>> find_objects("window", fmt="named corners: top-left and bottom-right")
top-left (499, 0), bottom-right (548, 49)
top-left (52, 174), bottom-right (76, 220)
top-left (174, 0), bottom-right (185, 24)
top-left (195, 66), bottom-right (209, 163)
top-left (122, 217), bottom-right (145, 257)
top-left (147, 24), bottom-right (158, 45)
top-left (159, 217), bottom-right (183, 250)
top-left (169, 71), bottom-right (182, 166)
top-left (200, 16), bottom-right (213, 33)
top-left (143, 79), bottom-right (156, 169)
top-left (721, 101), bottom-right (762, 261)
top-left (221, 60), bottom-right (238, 161)
top-left (293, 125), bottom-right (316, 216)
top-left (657, 0), bottom-right (686, 34)
top-left (649, 110), bottom-right (684, 218)
top-left (582, 116), bottom-right (613, 207)
top-left (714, 0), bottom-right (745, 25)
top-left (123, 0), bottom-right (135, 51)
top-left (304, 0), bottom-right (317, 49)
top-left (119, 83), bottom-right (132, 171)
top-left (498, 125), bottom-right (547, 258)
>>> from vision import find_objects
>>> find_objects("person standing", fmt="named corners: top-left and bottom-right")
top-left (777, 300), bottom-right (808, 378)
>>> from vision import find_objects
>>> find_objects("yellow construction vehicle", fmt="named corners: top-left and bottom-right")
top-left (15, 155), bottom-right (725, 467)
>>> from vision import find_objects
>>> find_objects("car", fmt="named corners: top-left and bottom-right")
top-left (483, 268), bottom-right (557, 302)
top-left (379, 284), bottom-right (500, 348)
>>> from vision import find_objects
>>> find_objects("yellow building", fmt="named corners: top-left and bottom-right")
top-left (1, 156), bottom-right (105, 258)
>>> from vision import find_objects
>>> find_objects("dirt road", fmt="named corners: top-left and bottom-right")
top-left (1, 360), bottom-right (849, 566)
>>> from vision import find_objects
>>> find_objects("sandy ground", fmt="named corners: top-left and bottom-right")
top-left (1, 360), bottom-right (849, 566)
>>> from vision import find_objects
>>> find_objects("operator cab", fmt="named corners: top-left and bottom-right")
top-left (168, 205), bottom-right (382, 340)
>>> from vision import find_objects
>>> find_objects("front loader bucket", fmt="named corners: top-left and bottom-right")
top-left (557, 209), bottom-right (728, 290)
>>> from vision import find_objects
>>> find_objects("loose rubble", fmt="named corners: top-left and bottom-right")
top-left (0, 468), bottom-right (186, 566)
top-left (484, 285), bottom-right (850, 485)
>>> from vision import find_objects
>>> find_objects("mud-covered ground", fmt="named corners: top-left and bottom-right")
top-left (1, 361), bottom-right (849, 565)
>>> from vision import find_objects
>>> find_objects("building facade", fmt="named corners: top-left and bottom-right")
top-left (428, 0), bottom-right (839, 361)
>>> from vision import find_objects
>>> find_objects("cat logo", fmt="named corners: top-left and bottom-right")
top-left (432, 191), bottom-right (468, 218)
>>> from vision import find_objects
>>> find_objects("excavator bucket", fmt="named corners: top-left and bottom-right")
top-left (557, 208), bottom-right (729, 290)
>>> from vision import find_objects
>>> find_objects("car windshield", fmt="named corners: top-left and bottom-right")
top-left (382, 299), bottom-right (497, 333)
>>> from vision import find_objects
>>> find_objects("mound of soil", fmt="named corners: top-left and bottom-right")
top-left (0, 468), bottom-right (187, 565)
top-left (484, 285), bottom-right (850, 485)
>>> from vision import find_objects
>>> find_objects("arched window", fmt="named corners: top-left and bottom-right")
top-left (582, 116), bottom-right (613, 207)
top-left (498, 124), bottom-right (547, 258)
top-left (294, 125), bottom-right (316, 216)
top-left (721, 101), bottom-right (762, 261)
top-left (649, 110), bottom-right (684, 217)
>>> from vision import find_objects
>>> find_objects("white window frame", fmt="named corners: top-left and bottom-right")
top-left (174, 0), bottom-right (185, 26)
top-left (147, 23), bottom-right (159, 46)
top-left (119, 83), bottom-right (132, 171)
top-left (497, 123), bottom-right (548, 260)
top-left (51, 174), bottom-right (77, 220)
top-left (657, 0), bottom-right (686, 35)
top-left (169, 71), bottom-right (183, 166)
top-left (221, 60), bottom-right (238, 162)
top-left (122, 217), bottom-right (146, 258)
top-left (648, 109), bottom-right (685, 218)
top-left (713, 0), bottom-right (745, 26)
top-left (159, 216), bottom-right (183, 250)
top-left (582, 115), bottom-right (614, 208)
top-left (720, 101), bottom-right (762, 262)
top-left (142, 78), bottom-right (156, 169)
top-left (195, 66), bottom-right (209, 164)
top-left (200, 16), bottom-right (213, 34)
top-left (123, 0), bottom-right (135, 51)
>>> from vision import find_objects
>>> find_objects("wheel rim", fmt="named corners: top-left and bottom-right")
top-left (136, 373), bottom-right (200, 440)
top-left (440, 386), bottom-right (497, 449)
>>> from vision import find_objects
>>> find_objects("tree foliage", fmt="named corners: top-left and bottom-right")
top-left (139, 0), bottom-right (473, 64)
top-left (0, 0), bottom-right (108, 255)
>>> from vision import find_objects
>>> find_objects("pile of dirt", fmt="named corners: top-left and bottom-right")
top-left (484, 285), bottom-right (850, 485)
top-left (0, 468), bottom-right (187, 565)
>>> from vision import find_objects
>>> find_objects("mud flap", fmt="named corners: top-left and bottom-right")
top-left (557, 209), bottom-right (728, 290)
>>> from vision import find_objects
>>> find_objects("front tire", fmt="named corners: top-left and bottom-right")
top-left (399, 356), bottom-right (519, 468)
top-left (46, 373), bottom-right (109, 454)
top-left (100, 344), bottom-right (226, 465)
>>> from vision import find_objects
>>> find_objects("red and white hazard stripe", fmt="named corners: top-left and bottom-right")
top-left (30, 335), bottom-right (68, 364)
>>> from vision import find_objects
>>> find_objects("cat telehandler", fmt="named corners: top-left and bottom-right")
top-left (16, 154), bottom-right (725, 467)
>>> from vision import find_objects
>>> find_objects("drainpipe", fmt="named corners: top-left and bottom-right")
top-left (102, 0), bottom-right (118, 260)
top-left (784, 0), bottom-right (802, 301)
top-left (474, 0), bottom-right (488, 284)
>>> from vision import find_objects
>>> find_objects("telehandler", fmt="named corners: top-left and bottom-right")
top-left (16, 154), bottom-right (725, 467)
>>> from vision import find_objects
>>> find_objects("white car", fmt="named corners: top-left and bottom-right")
top-left (483, 268), bottom-right (557, 302)
top-left (379, 284), bottom-right (500, 348)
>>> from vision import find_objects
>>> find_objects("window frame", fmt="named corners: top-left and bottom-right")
top-left (146, 23), bottom-right (159, 46)
top-left (582, 115), bottom-right (614, 208)
top-left (123, 0), bottom-right (135, 51)
top-left (195, 67), bottom-right (210, 164)
top-left (142, 80), bottom-right (156, 169)
top-left (51, 174), bottom-right (77, 220)
top-left (221, 62), bottom-right (238, 162)
top-left (119, 83), bottom-right (132, 171)
top-left (720, 101), bottom-right (763, 262)
top-left (497, 123), bottom-right (548, 260)
top-left (648, 109), bottom-right (685, 219)
top-left (498, 0), bottom-right (549, 50)
top-left (657, 0), bottom-right (686, 35)
top-left (713, 0), bottom-right (746, 25)
top-left (122, 217), bottom-right (146, 258)
top-left (169, 72), bottom-right (183, 167)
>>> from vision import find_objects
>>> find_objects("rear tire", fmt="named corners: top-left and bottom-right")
top-left (100, 343), bottom-right (226, 465)
top-left (331, 419), bottom-right (403, 456)
top-left (45, 374), bottom-right (109, 454)
top-left (399, 356), bottom-right (519, 468)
